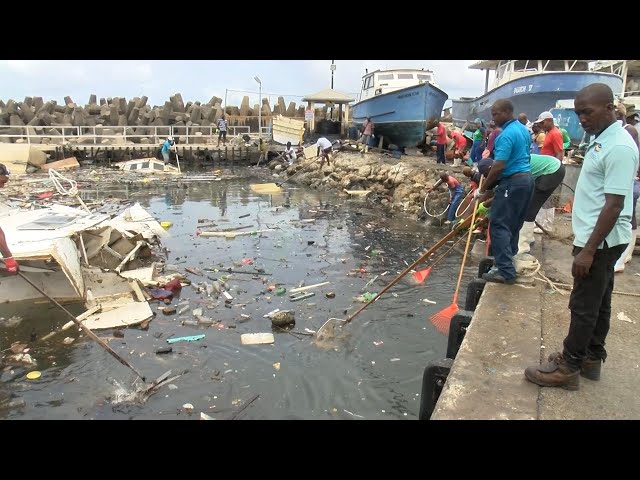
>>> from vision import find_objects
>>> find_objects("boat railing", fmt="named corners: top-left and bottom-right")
top-left (0, 124), bottom-right (272, 145)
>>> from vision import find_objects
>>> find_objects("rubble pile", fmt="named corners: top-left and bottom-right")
top-left (275, 152), bottom-right (464, 221)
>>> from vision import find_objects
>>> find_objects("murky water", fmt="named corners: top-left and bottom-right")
top-left (0, 167), bottom-right (476, 420)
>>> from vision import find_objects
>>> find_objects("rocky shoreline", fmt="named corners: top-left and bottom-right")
top-left (268, 151), bottom-right (472, 224)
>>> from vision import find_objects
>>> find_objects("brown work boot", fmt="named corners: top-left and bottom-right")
top-left (524, 352), bottom-right (580, 390)
top-left (547, 352), bottom-right (602, 381)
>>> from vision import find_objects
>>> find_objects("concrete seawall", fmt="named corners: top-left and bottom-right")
top-left (432, 234), bottom-right (640, 420)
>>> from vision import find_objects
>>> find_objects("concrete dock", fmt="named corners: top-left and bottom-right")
top-left (432, 234), bottom-right (640, 420)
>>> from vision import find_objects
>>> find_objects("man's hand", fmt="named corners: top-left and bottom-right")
top-left (473, 189), bottom-right (483, 200)
top-left (572, 249), bottom-right (594, 279)
top-left (3, 256), bottom-right (19, 275)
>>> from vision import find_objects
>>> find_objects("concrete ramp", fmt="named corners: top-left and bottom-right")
top-left (432, 282), bottom-right (543, 420)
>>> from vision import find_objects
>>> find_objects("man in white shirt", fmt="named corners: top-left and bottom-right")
top-left (283, 141), bottom-right (297, 165)
top-left (315, 137), bottom-right (333, 169)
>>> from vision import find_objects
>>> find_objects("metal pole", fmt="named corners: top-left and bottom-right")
top-left (224, 88), bottom-right (228, 110)
top-left (331, 60), bottom-right (335, 89)
top-left (258, 83), bottom-right (262, 139)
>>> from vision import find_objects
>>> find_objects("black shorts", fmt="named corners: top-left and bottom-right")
top-left (218, 130), bottom-right (227, 139)
top-left (322, 147), bottom-right (332, 155)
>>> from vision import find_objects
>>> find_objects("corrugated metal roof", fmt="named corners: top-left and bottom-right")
top-left (302, 88), bottom-right (355, 103)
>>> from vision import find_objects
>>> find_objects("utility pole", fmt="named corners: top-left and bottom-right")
top-left (331, 60), bottom-right (335, 89)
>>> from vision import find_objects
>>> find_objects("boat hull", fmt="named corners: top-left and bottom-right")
top-left (452, 71), bottom-right (623, 143)
top-left (352, 83), bottom-right (448, 149)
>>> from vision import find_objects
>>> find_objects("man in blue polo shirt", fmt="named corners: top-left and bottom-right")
top-left (474, 99), bottom-right (534, 284)
top-left (525, 83), bottom-right (639, 390)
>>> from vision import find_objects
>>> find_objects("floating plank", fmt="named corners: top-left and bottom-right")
top-left (289, 281), bottom-right (330, 293)
top-left (40, 157), bottom-right (80, 171)
top-left (344, 189), bottom-right (371, 195)
top-left (250, 183), bottom-right (283, 194)
top-left (81, 301), bottom-right (153, 330)
top-left (241, 333), bottom-right (275, 345)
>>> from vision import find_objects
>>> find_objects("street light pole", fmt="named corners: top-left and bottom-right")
top-left (254, 76), bottom-right (262, 139)
top-left (331, 60), bottom-right (335, 89)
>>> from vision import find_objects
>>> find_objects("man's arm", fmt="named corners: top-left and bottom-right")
top-left (0, 226), bottom-right (12, 258)
top-left (573, 193), bottom-right (624, 278)
top-left (481, 160), bottom-right (505, 191)
top-left (551, 130), bottom-right (564, 160)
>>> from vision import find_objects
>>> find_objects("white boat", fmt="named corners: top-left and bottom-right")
top-left (271, 115), bottom-right (305, 146)
top-left (592, 60), bottom-right (640, 110)
top-left (0, 202), bottom-right (167, 318)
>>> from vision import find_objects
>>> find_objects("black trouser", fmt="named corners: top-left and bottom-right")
top-left (436, 144), bottom-right (446, 164)
top-left (563, 242), bottom-right (627, 369)
top-left (524, 164), bottom-right (565, 222)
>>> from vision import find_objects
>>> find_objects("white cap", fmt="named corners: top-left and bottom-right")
top-left (534, 111), bottom-right (554, 124)
top-left (167, 136), bottom-right (174, 141)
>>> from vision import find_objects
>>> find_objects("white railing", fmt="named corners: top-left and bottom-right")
top-left (0, 124), bottom-right (273, 146)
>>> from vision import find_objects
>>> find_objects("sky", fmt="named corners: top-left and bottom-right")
top-left (0, 60), bottom-right (491, 111)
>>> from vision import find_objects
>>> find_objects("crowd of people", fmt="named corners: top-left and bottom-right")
top-left (436, 83), bottom-right (639, 390)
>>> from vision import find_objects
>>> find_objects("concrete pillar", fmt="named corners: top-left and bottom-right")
top-left (33, 97), bottom-right (43, 112)
top-left (240, 96), bottom-right (250, 116)
top-left (277, 97), bottom-right (286, 116)
top-left (23, 96), bottom-right (33, 107)
top-left (286, 102), bottom-right (297, 117)
top-left (127, 106), bottom-right (139, 125)
top-left (137, 96), bottom-right (148, 108)
top-left (64, 96), bottom-right (74, 106)
top-left (99, 97), bottom-right (107, 106)
top-left (10, 114), bottom-right (25, 126)
top-left (118, 115), bottom-right (127, 126)
top-left (118, 97), bottom-right (127, 115)
top-left (170, 93), bottom-right (185, 113)
top-left (89, 94), bottom-right (97, 105)
top-left (110, 105), bottom-right (119, 125)
top-left (190, 105), bottom-right (201, 123)
top-left (126, 100), bottom-right (136, 118)
top-left (19, 103), bottom-right (34, 123)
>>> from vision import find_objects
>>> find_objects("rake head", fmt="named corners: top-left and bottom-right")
top-left (412, 267), bottom-right (432, 284)
top-left (430, 302), bottom-right (459, 334)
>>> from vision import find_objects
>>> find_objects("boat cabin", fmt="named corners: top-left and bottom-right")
top-left (593, 60), bottom-right (640, 108)
top-left (359, 68), bottom-right (436, 102)
top-left (469, 60), bottom-right (593, 94)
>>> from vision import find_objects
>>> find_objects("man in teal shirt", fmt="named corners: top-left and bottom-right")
top-left (517, 153), bottom-right (566, 254)
top-left (525, 83), bottom-right (639, 390)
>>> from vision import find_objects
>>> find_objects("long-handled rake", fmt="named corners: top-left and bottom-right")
top-left (429, 177), bottom-right (484, 334)
top-left (315, 214), bottom-right (476, 340)
top-left (412, 232), bottom-right (467, 284)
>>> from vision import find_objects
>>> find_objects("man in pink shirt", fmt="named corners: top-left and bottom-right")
top-left (436, 121), bottom-right (448, 164)
top-left (448, 130), bottom-right (468, 166)
top-left (360, 117), bottom-right (375, 153)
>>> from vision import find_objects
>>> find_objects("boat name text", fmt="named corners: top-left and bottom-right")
top-left (513, 85), bottom-right (534, 94)
top-left (397, 92), bottom-right (420, 99)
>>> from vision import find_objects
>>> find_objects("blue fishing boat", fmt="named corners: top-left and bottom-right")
top-left (351, 68), bottom-right (448, 149)
top-left (452, 60), bottom-right (623, 144)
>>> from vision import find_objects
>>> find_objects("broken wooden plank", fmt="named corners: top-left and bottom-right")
top-left (289, 281), bottom-right (330, 293)
top-left (81, 301), bottom-right (153, 330)
top-left (115, 240), bottom-right (144, 273)
top-left (240, 333), bottom-right (274, 345)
